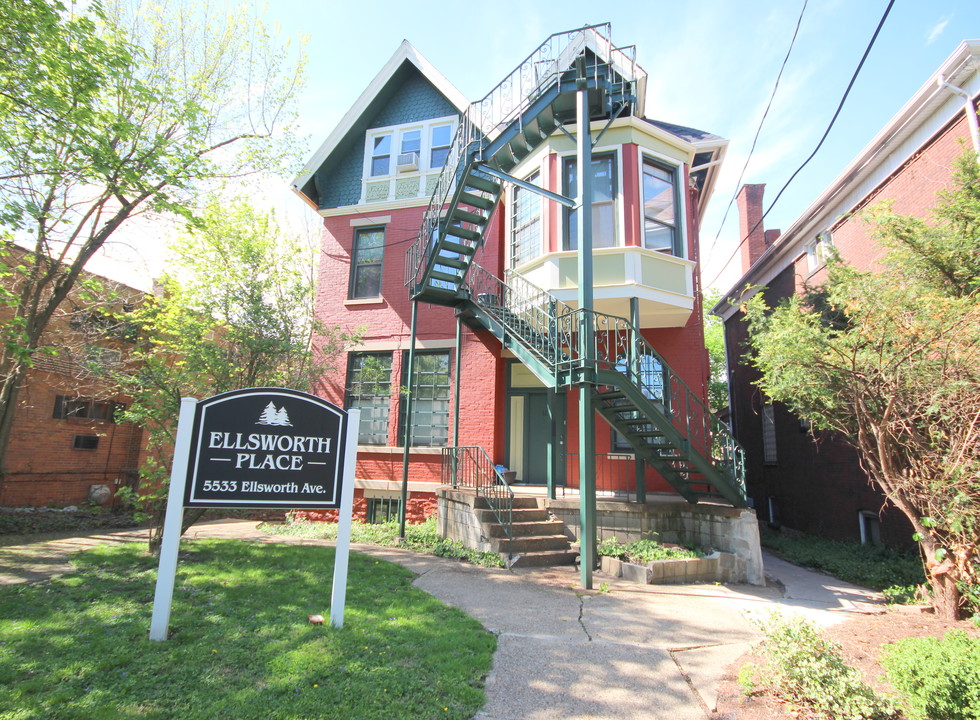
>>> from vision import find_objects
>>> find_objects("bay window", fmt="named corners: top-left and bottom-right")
top-left (562, 153), bottom-right (617, 251)
top-left (642, 158), bottom-right (680, 255)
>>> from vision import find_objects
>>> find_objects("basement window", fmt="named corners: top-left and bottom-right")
top-left (72, 434), bottom-right (100, 450)
top-left (858, 510), bottom-right (881, 546)
top-left (367, 497), bottom-right (401, 524)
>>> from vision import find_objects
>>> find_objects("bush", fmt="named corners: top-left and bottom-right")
top-left (259, 517), bottom-right (504, 568)
top-left (597, 535), bottom-right (703, 563)
top-left (881, 630), bottom-right (980, 720)
top-left (748, 612), bottom-right (893, 719)
top-left (762, 530), bottom-right (924, 593)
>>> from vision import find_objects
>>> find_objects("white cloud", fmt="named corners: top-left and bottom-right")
top-left (927, 16), bottom-right (951, 45)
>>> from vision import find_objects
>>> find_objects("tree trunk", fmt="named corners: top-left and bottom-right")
top-left (0, 365), bottom-right (27, 477)
top-left (929, 571), bottom-right (962, 620)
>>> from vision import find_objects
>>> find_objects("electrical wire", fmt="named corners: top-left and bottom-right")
top-left (704, 0), bottom-right (809, 261)
top-left (705, 0), bottom-right (896, 291)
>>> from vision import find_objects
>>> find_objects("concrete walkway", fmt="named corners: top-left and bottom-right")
top-left (0, 520), bottom-right (885, 720)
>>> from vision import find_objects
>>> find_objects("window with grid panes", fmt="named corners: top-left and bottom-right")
top-left (345, 353), bottom-right (392, 445)
top-left (368, 497), bottom-right (401, 524)
top-left (399, 351), bottom-right (451, 447)
top-left (510, 171), bottom-right (541, 267)
top-left (642, 158), bottom-right (680, 255)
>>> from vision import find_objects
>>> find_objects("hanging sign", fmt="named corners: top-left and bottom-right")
top-left (184, 387), bottom-right (349, 508)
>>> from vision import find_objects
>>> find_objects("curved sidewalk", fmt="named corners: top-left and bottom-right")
top-left (0, 519), bottom-right (883, 720)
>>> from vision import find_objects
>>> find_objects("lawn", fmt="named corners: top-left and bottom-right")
top-left (0, 540), bottom-right (496, 719)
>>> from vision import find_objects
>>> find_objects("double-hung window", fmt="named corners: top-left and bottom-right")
top-left (370, 134), bottom-right (392, 176)
top-left (399, 351), bottom-right (451, 447)
top-left (642, 158), bottom-right (680, 255)
top-left (510, 171), bottom-right (541, 266)
top-left (349, 227), bottom-right (384, 299)
top-left (563, 153), bottom-right (617, 251)
top-left (345, 353), bottom-right (393, 445)
top-left (399, 129), bottom-right (421, 170)
top-left (430, 124), bottom-right (452, 168)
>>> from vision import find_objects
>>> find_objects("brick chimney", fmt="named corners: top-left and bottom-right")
top-left (736, 184), bottom-right (767, 273)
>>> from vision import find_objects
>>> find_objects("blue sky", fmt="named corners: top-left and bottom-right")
top-left (93, 0), bottom-right (980, 291)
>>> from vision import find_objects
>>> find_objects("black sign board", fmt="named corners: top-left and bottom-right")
top-left (183, 388), bottom-right (349, 509)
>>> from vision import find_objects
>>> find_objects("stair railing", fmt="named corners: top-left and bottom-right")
top-left (442, 446), bottom-right (514, 550)
top-left (465, 263), bottom-right (576, 368)
top-left (554, 308), bottom-right (746, 498)
top-left (406, 23), bottom-right (637, 293)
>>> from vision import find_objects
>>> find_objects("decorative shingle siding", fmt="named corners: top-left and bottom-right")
top-left (316, 69), bottom-right (460, 210)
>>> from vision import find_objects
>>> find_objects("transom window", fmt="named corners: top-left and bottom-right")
top-left (349, 227), bottom-right (384, 299)
top-left (510, 171), bottom-right (541, 267)
top-left (642, 158), bottom-right (680, 255)
top-left (345, 353), bottom-right (393, 445)
top-left (399, 351), bottom-right (451, 447)
top-left (563, 153), bottom-right (617, 251)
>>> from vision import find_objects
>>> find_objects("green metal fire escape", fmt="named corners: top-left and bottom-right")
top-left (401, 24), bottom-right (746, 584)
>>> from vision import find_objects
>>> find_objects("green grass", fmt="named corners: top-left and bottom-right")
top-left (761, 530), bottom-right (924, 593)
top-left (0, 540), bottom-right (495, 719)
top-left (260, 517), bottom-right (505, 568)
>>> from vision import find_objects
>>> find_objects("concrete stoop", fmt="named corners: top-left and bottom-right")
top-left (438, 489), bottom-right (578, 568)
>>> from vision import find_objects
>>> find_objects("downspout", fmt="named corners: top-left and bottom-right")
top-left (937, 75), bottom-right (980, 154)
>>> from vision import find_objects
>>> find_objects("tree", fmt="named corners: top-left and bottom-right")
top-left (703, 289), bottom-right (729, 413)
top-left (744, 153), bottom-right (980, 620)
top-left (0, 0), bottom-right (305, 477)
top-left (116, 196), bottom-right (359, 548)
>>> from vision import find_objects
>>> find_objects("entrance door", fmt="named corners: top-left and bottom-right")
top-left (523, 393), bottom-right (551, 484)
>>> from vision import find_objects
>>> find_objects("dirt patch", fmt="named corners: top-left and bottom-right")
top-left (713, 606), bottom-right (980, 719)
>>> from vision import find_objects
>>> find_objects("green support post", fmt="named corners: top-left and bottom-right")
top-left (575, 61), bottom-right (596, 589)
top-left (630, 297), bottom-right (646, 503)
top-left (452, 314), bottom-right (462, 488)
top-left (399, 301), bottom-right (419, 538)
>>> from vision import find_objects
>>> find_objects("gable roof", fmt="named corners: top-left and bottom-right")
top-left (291, 41), bottom-right (469, 211)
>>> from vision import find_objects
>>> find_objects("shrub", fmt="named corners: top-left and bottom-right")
top-left (748, 612), bottom-right (893, 719)
top-left (596, 535), bottom-right (703, 563)
top-left (762, 530), bottom-right (924, 592)
top-left (881, 630), bottom-right (980, 720)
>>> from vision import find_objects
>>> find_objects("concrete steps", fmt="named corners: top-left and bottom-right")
top-left (475, 496), bottom-right (577, 568)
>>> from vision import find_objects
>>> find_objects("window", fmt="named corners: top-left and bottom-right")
top-left (397, 128), bottom-right (421, 171)
top-left (72, 434), bottom-right (100, 450)
top-left (53, 396), bottom-right (123, 423)
top-left (349, 227), bottom-right (384, 299)
top-left (563, 153), bottom-right (617, 251)
top-left (804, 231), bottom-right (834, 272)
top-left (367, 496), bottom-right (401, 524)
top-left (614, 354), bottom-right (665, 403)
top-left (84, 345), bottom-right (122, 369)
top-left (858, 510), bottom-right (881, 546)
top-left (345, 353), bottom-right (393, 445)
top-left (369, 133), bottom-right (391, 176)
top-left (762, 402), bottom-right (777, 464)
top-left (510, 172), bottom-right (541, 266)
top-left (642, 158), bottom-right (679, 255)
top-left (399, 351), bottom-right (451, 447)
top-left (611, 428), bottom-right (632, 452)
top-left (430, 124), bottom-right (452, 168)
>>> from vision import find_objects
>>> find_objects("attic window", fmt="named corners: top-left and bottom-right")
top-left (370, 134), bottom-right (391, 176)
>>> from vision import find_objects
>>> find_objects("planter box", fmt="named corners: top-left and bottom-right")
top-left (600, 551), bottom-right (742, 585)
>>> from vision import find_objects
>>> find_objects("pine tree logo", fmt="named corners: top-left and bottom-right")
top-left (257, 401), bottom-right (293, 427)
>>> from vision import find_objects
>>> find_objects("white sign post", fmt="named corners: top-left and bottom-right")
top-left (149, 397), bottom-right (197, 641)
top-left (330, 409), bottom-right (359, 628)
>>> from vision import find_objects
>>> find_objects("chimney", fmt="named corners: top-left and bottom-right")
top-left (765, 228), bottom-right (781, 247)
top-left (736, 184), bottom-right (767, 273)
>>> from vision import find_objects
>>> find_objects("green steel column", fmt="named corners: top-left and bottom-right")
top-left (399, 301), bottom-right (419, 538)
top-left (575, 67), bottom-right (596, 589)
top-left (630, 296), bottom-right (646, 504)
top-left (452, 314), bottom-right (462, 488)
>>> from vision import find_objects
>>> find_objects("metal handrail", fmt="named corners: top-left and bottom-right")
top-left (405, 23), bottom-right (638, 293)
top-left (442, 445), bottom-right (515, 548)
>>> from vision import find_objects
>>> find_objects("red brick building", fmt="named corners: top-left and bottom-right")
top-left (293, 27), bottom-right (745, 527)
top-left (0, 245), bottom-right (146, 507)
top-left (714, 40), bottom-right (980, 548)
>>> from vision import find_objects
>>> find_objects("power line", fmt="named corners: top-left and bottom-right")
top-left (705, 0), bottom-right (896, 291)
top-left (705, 0), bottom-right (809, 260)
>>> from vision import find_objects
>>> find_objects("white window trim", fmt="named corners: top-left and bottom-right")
top-left (506, 163), bottom-right (544, 269)
top-left (638, 149), bottom-right (687, 259)
top-left (361, 116), bottom-right (457, 204)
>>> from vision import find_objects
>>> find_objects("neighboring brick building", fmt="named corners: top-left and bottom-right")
top-left (0, 244), bottom-right (146, 507)
top-left (713, 40), bottom-right (980, 548)
top-left (293, 27), bottom-right (742, 526)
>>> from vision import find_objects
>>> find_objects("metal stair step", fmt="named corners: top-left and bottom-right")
top-left (439, 239), bottom-right (476, 256)
top-left (429, 269), bottom-right (462, 284)
top-left (443, 224), bottom-right (483, 242)
top-left (464, 174), bottom-right (502, 195)
top-left (457, 191), bottom-right (496, 211)
top-left (448, 208), bottom-right (489, 226)
top-left (433, 256), bottom-right (468, 270)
